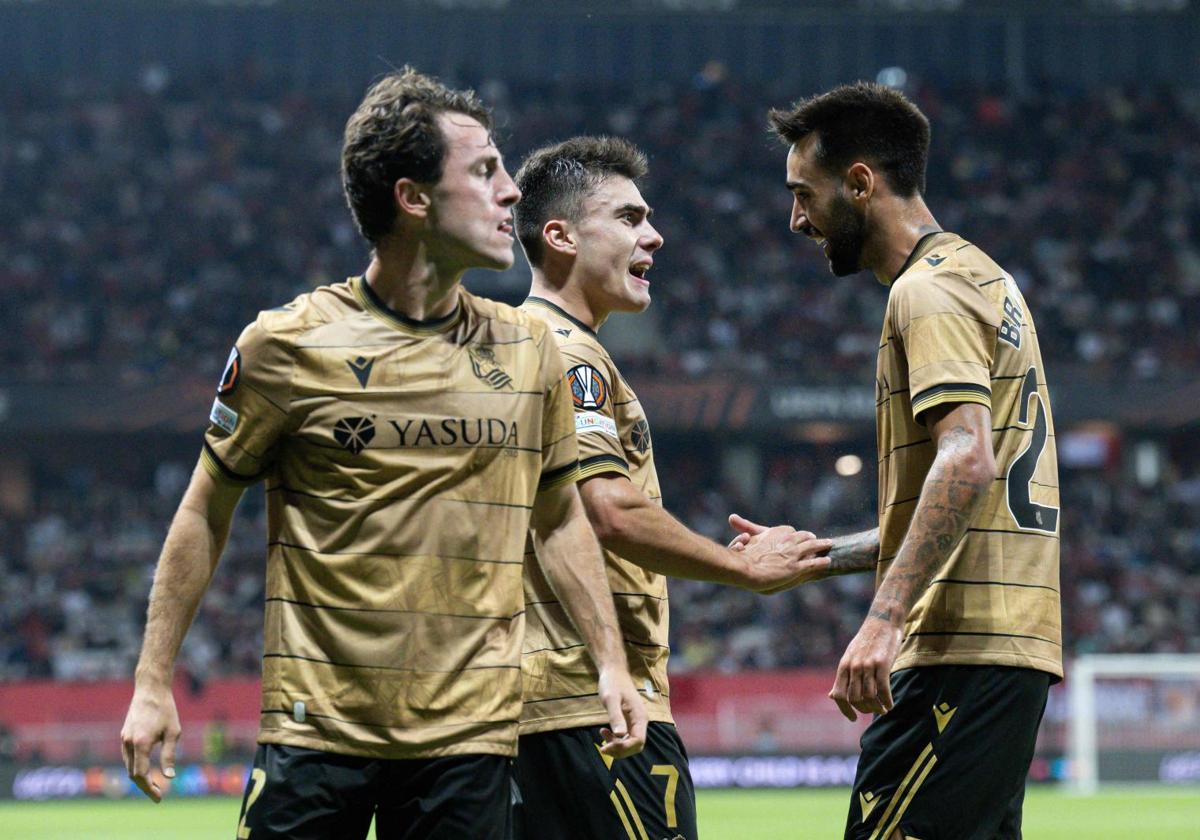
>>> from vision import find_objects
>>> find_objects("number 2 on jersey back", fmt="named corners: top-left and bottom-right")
top-left (1005, 366), bottom-right (1059, 534)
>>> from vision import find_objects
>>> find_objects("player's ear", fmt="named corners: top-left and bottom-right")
top-left (394, 178), bottom-right (432, 220)
top-left (846, 162), bottom-right (874, 204)
top-left (542, 219), bottom-right (576, 257)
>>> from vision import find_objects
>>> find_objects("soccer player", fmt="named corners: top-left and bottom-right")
top-left (511, 136), bottom-right (835, 840)
top-left (118, 69), bottom-right (649, 839)
top-left (735, 83), bottom-right (1062, 839)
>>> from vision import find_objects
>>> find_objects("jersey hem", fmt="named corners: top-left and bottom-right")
top-left (911, 390), bottom-right (991, 422)
top-left (577, 458), bottom-right (630, 481)
top-left (517, 706), bottom-right (674, 737)
top-left (893, 650), bottom-right (1063, 680)
top-left (199, 445), bottom-right (261, 486)
top-left (256, 730), bottom-right (517, 760)
top-left (538, 461), bottom-right (582, 491)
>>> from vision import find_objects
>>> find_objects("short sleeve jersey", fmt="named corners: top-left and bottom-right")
top-left (877, 233), bottom-right (1062, 679)
top-left (202, 278), bottom-right (580, 759)
top-left (517, 297), bottom-right (673, 734)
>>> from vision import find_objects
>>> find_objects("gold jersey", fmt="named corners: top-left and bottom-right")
top-left (201, 277), bottom-right (580, 759)
top-left (517, 297), bottom-right (673, 734)
top-left (876, 232), bottom-right (1062, 679)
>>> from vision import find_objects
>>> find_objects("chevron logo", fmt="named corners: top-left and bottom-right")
top-left (933, 702), bottom-right (957, 734)
top-left (859, 790), bottom-right (882, 821)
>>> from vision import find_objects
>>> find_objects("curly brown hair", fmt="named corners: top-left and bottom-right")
top-left (513, 135), bottom-right (648, 267)
top-left (341, 67), bottom-right (492, 245)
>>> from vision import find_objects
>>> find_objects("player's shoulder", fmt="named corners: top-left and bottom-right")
top-left (244, 278), bottom-right (356, 348)
top-left (891, 234), bottom-right (1001, 323)
top-left (462, 289), bottom-right (545, 343)
top-left (520, 298), bottom-right (609, 361)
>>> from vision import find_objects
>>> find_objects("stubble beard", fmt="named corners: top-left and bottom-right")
top-left (825, 193), bottom-right (868, 277)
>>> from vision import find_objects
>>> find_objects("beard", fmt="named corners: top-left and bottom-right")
top-left (823, 192), bottom-right (868, 277)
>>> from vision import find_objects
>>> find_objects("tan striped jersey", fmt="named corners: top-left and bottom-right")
top-left (201, 277), bottom-right (580, 759)
top-left (517, 297), bottom-right (673, 733)
top-left (876, 232), bottom-right (1062, 679)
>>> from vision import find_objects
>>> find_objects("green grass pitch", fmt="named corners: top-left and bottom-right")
top-left (1, 786), bottom-right (1196, 838)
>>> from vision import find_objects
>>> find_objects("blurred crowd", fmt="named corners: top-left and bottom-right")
top-left (2, 72), bottom-right (1198, 682)
top-left (2, 446), bottom-right (1197, 682)
top-left (3, 73), bottom-right (1200, 385)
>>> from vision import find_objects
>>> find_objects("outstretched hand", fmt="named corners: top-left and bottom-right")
top-left (727, 513), bottom-right (833, 593)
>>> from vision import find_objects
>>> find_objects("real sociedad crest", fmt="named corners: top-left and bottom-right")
top-left (468, 345), bottom-right (513, 390)
top-left (567, 364), bottom-right (609, 410)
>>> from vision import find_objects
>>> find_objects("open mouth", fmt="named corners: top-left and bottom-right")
top-left (498, 219), bottom-right (513, 237)
top-left (629, 262), bottom-right (652, 283)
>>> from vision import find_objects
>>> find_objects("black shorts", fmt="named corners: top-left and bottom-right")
top-left (235, 743), bottom-right (513, 840)
top-left (845, 665), bottom-right (1051, 840)
top-left (515, 721), bottom-right (697, 840)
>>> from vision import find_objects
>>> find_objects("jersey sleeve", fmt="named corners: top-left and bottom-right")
top-left (892, 270), bottom-right (1000, 423)
top-left (200, 319), bottom-right (294, 485)
top-left (535, 327), bottom-right (582, 492)
top-left (557, 341), bottom-right (630, 482)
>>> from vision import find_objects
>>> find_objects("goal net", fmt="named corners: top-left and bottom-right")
top-left (1068, 654), bottom-right (1200, 793)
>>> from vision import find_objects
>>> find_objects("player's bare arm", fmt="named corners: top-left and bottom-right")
top-left (830, 402), bottom-right (995, 722)
top-left (120, 465), bottom-right (243, 801)
top-left (724, 516), bottom-right (878, 580)
top-left (530, 479), bottom-right (649, 758)
top-left (580, 474), bottom-right (832, 593)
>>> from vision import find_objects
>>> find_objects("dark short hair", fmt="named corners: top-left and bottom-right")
top-left (768, 82), bottom-right (930, 197)
top-left (341, 67), bottom-right (492, 245)
top-left (514, 136), bottom-right (648, 267)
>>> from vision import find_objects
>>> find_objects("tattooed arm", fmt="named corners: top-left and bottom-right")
top-left (728, 517), bottom-right (878, 589)
top-left (829, 402), bottom-right (995, 721)
top-left (826, 528), bottom-right (881, 577)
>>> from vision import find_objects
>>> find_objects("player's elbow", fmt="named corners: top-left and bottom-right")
top-left (586, 501), bottom-right (631, 546)
top-left (952, 444), bottom-right (996, 495)
top-left (580, 482), bottom-right (643, 547)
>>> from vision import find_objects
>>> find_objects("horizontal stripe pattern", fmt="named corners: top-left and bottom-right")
top-left (519, 299), bottom-right (674, 734)
top-left (878, 234), bottom-right (1062, 678)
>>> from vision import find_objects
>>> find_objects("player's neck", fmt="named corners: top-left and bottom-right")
top-left (529, 273), bottom-right (606, 331)
top-left (865, 196), bottom-right (941, 285)
top-left (364, 245), bottom-right (463, 322)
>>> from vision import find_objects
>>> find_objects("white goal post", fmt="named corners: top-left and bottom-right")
top-left (1068, 654), bottom-right (1200, 794)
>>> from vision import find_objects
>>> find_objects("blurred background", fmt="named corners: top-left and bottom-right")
top-left (0, 0), bottom-right (1198, 827)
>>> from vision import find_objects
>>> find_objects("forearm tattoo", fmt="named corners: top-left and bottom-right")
top-left (827, 528), bottom-right (880, 576)
top-left (869, 425), bottom-right (989, 625)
